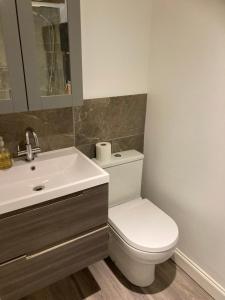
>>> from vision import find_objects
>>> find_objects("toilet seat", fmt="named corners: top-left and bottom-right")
top-left (108, 198), bottom-right (179, 253)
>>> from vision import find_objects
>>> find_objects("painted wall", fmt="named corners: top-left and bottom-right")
top-left (143, 0), bottom-right (225, 289)
top-left (81, 0), bottom-right (151, 99)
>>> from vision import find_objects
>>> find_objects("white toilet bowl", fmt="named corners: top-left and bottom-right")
top-left (108, 198), bottom-right (179, 287)
top-left (93, 150), bottom-right (179, 287)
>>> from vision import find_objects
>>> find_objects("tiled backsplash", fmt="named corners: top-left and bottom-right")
top-left (0, 94), bottom-right (147, 158)
top-left (0, 108), bottom-right (74, 156)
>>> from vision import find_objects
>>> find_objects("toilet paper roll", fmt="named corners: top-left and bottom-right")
top-left (96, 142), bottom-right (112, 163)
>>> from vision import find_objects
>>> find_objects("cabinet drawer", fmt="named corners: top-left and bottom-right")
top-left (0, 184), bottom-right (108, 263)
top-left (0, 226), bottom-right (108, 300)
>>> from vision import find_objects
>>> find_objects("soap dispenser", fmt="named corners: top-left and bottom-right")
top-left (0, 136), bottom-right (13, 170)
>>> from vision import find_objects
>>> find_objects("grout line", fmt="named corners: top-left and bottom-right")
top-left (111, 133), bottom-right (145, 141)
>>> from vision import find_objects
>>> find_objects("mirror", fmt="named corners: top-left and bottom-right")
top-left (0, 21), bottom-right (11, 100)
top-left (31, 0), bottom-right (72, 97)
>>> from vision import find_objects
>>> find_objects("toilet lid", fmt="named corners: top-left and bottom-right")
top-left (108, 198), bottom-right (179, 253)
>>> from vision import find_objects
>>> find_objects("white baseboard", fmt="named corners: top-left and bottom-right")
top-left (172, 249), bottom-right (225, 300)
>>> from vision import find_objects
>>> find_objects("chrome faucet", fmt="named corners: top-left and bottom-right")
top-left (17, 128), bottom-right (41, 161)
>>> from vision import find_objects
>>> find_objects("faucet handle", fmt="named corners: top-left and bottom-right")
top-left (32, 131), bottom-right (40, 148)
top-left (17, 145), bottom-right (27, 157)
top-left (32, 147), bottom-right (41, 154)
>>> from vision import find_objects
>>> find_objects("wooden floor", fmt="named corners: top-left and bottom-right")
top-left (22, 258), bottom-right (213, 300)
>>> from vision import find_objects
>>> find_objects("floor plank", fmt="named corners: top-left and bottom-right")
top-left (22, 259), bottom-right (213, 300)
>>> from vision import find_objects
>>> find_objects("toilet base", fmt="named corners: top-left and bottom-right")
top-left (109, 230), bottom-right (155, 287)
top-left (109, 226), bottom-right (176, 287)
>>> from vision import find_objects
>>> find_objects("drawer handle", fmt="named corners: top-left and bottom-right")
top-left (0, 255), bottom-right (26, 267)
top-left (26, 226), bottom-right (108, 260)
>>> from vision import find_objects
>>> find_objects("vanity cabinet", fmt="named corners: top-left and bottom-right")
top-left (0, 184), bottom-right (108, 300)
top-left (0, 0), bottom-right (83, 114)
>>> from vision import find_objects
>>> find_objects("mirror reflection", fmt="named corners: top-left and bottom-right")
top-left (31, 0), bottom-right (72, 97)
top-left (0, 21), bottom-right (11, 100)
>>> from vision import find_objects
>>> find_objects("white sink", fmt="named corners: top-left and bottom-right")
top-left (0, 147), bottom-right (109, 215)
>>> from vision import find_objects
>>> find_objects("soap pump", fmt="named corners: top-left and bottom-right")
top-left (0, 136), bottom-right (13, 170)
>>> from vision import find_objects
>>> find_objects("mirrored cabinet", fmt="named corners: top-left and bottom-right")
top-left (0, 0), bottom-right (82, 114)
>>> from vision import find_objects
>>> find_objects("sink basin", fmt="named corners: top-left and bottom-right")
top-left (0, 147), bottom-right (109, 215)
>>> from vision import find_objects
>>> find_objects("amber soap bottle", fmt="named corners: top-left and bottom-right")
top-left (0, 136), bottom-right (13, 170)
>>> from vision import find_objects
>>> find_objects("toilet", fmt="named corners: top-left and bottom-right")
top-left (93, 150), bottom-right (179, 287)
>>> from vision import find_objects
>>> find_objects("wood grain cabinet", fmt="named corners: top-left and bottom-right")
top-left (0, 184), bottom-right (109, 300)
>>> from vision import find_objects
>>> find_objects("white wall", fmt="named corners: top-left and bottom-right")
top-left (143, 0), bottom-right (225, 289)
top-left (81, 0), bottom-right (151, 99)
